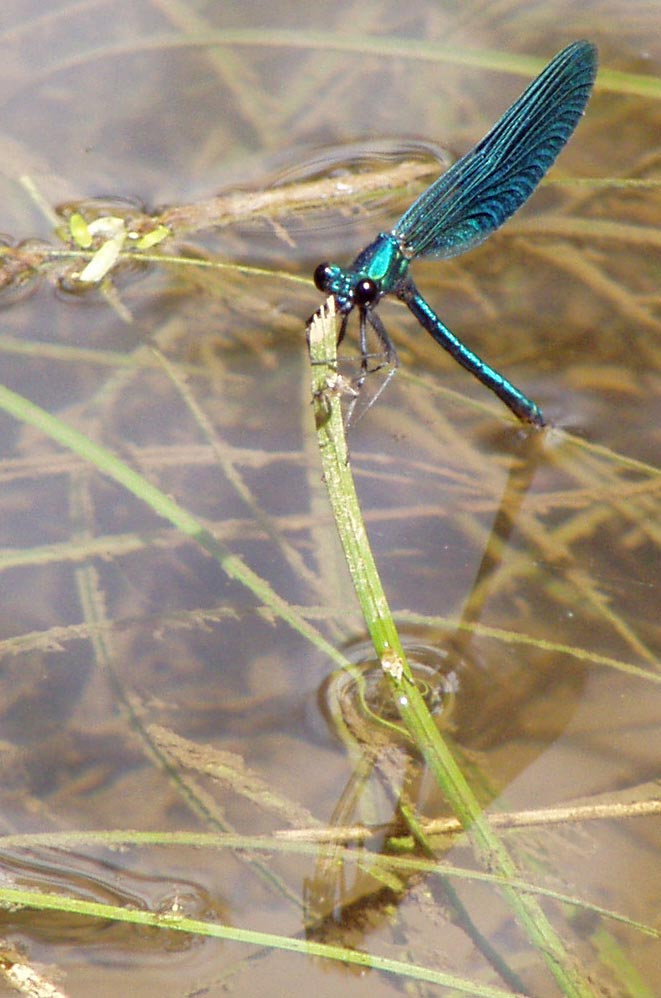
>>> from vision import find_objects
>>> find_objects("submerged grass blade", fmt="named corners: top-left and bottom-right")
top-left (0, 381), bottom-right (348, 671)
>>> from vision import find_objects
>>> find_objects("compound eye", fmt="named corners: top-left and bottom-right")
top-left (313, 263), bottom-right (333, 292)
top-left (353, 277), bottom-right (378, 306)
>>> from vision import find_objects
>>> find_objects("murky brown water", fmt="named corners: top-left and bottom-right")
top-left (0, 3), bottom-right (659, 996)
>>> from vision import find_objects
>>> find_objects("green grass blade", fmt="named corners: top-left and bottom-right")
top-left (0, 885), bottom-right (522, 997)
top-left (308, 300), bottom-right (597, 998)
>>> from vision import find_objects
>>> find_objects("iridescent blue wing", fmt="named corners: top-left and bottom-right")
top-left (393, 41), bottom-right (597, 260)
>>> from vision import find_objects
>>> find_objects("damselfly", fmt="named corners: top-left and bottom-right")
top-left (311, 41), bottom-right (598, 425)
